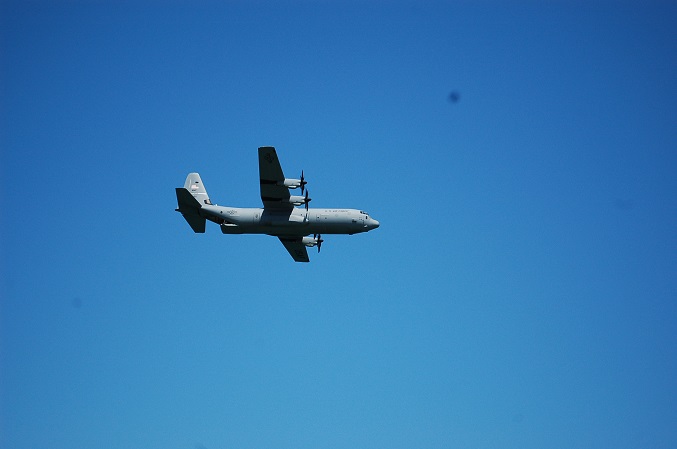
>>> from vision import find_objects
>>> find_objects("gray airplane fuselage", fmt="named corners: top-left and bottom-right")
top-left (200, 204), bottom-right (379, 236)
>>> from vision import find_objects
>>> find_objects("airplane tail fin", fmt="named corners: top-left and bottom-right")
top-left (175, 173), bottom-right (210, 233)
top-left (183, 172), bottom-right (211, 205)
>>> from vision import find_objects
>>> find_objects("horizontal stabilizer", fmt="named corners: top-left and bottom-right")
top-left (175, 187), bottom-right (206, 233)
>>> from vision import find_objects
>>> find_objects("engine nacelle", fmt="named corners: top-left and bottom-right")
top-left (288, 195), bottom-right (307, 206)
top-left (302, 236), bottom-right (320, 247)
top-left (281, 171), bottom-right (307, 191)
top-left (281, 178), bottom-right (302, 189)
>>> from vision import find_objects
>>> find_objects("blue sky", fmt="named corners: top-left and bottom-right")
top-left (1, 1), bottom-right (676, 448)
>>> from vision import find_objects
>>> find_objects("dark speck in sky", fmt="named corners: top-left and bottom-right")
top-left (448, 91), bottom-right (460, 103)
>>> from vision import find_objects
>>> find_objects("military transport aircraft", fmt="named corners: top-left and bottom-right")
top-left (175, 146), bottom-right (380, 262)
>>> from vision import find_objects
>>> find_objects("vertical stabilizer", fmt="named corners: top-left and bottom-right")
top-left (184, 173), bottom-right (211, 205)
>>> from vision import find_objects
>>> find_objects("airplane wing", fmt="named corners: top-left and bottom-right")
top-left (259, 146), bottom-right (293, 211)
top-left (278, 237), bottom-right (310, 263)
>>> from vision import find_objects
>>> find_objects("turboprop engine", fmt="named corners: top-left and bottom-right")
top-left (302, 234), bottom-right (324, 252)
top-left (280, 171), bottom-right (307, 193)
top-left (288, 190), bottom-right (312, 209)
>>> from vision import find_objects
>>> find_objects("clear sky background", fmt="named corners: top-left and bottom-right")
top-left (1, 1), bottom-right (676, 448)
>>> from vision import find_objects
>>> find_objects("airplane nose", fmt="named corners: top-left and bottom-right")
top-left (370, 219), bottom-right (380, 229)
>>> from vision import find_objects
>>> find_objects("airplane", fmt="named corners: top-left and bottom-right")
top-left (175, 146), bottom-right (380, 262)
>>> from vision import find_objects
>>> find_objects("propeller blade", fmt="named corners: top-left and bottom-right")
top-left (300, 170), bottom-right (307, 195)
top-left (304, 190), bottom-right (311, 210)
top-left (317, 234), bottom-right (323, 253)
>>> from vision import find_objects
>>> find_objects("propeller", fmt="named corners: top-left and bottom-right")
top-left (314, 234), bottom-right (324, 253)
top-left (300, 171), bottom-right (307, 195)
top-left (304, 190), bottom-right (311, 210)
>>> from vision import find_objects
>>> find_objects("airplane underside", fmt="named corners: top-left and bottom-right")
top-left (217, 221), bottom-right (358, 237)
